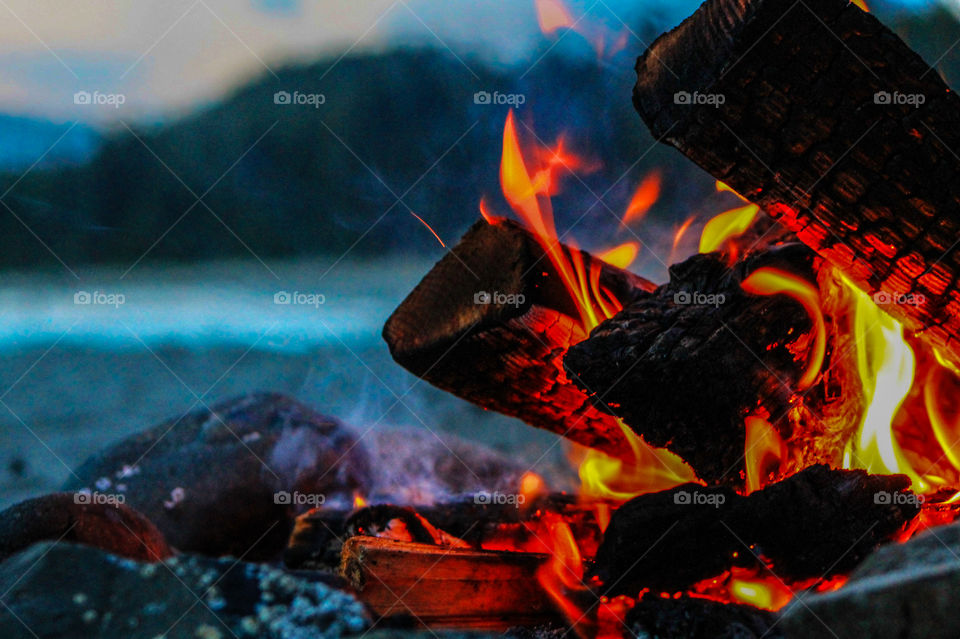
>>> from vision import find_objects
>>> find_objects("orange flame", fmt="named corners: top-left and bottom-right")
top-left (621, 171), bottom-right (661, 226)
top-left (535, 0), bottom-right (575, 34)
top-left (740, 268), bottom-right (826, 390)
top-left (409, 211), bottom-right (445, 247)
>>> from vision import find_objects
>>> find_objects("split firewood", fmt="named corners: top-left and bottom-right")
top-left (590, 465), bottom-right (920, 595)
top-left (285, 494), bottom-right (608, 570)
top-left (633, 0), bottom-right (960, 367)
top-left (383, 218), bottom-right (654, 459)
top-left (340, 537), bottom-right (558, 630)
top-left (565, 244), bottom-right (864, 485)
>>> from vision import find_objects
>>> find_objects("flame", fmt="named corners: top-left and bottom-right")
top-left (842, 283), bottom-right (928, 491)
top-left (621, 171), bottom-right (661, 226)
top-left (536, 512), bottom-right (592, 637)
top-left (740, 268), bottom-right (826, 390)
top-left (353, 493), bottom-right (368, 509)
top-left (744, 415), bottom-right (788, 494)
top-left (699, 182), bottom-right (759, 254)
top-left (729, 577), bottom-right (793, 611)
top-left (597, 242), bottom-right (639, 269)
top-left (535, 0), bottom-right (575, 34)
top-left (577, 419), bottom-right (696, 506)
top-left (520, 471), bottom-right (548, 503)
top-left (852, 0), bottom-right (869, 11)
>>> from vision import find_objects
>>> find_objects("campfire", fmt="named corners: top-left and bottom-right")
top-left (305, 0), bottom-right (960, 636)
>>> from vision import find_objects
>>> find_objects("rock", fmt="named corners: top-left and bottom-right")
top-left (0, 492), bottom-right (172, 562)
top-left (626, 596), bottom-right (780, 639)
top-left (780, 520), bottom-right (960, 639)
top-left (0, 541), bottom-right (369, 639)
top-left (64, 393), bottom-right (371, 559)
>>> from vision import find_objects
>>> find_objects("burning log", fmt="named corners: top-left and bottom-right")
top-left (383, 218), bottom-right (654, 459)
top-left (565, 244), bottom-right (864, 484)
top-left (632, 0), bottom-right (960, 366)
top-left (285, 494), bottom-right (607, 570)
top-left (590, 465), bottom-right (920, 595)
top-left (340, 537), bottom-right (558, 630)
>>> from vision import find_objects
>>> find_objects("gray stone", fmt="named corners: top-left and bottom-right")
top-left (0, 541), bottom-right (369, 639)
top-left (63, 393), bottom-right (372, 559)
top-left (780, 522), bottom-right (960, 639)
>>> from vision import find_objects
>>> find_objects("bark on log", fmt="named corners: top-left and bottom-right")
top-left (383, 218), bottom-right (654, 459)
top-left (590, 466), bottom-right (919, 595)
top-left (340, 537), bottom-right (557, 630)
top-left (565, 244), bottom-right (864, 485)
top-left (633, 0), bottom-right (960, 366)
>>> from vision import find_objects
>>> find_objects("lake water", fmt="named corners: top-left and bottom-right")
top-left (0, 258), bottom-right (572, 507)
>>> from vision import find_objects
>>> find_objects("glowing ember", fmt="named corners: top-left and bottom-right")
top-left (409, 211), bottom-right (445, 247)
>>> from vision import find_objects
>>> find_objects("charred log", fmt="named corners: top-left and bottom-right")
top-left (626, 595), bottom-right (781, 639)
top-left (633, 0), bottom-right (960, 366)
top-left (383, 218), bottom-right (654, 459)
top-left (591, 466), bottom-right (919, 595)
top-left (565, 245), bottom-right (863, 485)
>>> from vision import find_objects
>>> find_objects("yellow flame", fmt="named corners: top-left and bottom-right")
top-left (699, 182), bottom-right (760, 253)
top-left (597, 242), bottom-right (640, 269)
top-left (842, 282), bottom-right (927, 492)
top-left (740, 268), bottom-right (826, 390)
top-left (577, 419), bottom-right (696, 503)
top-left (744, 415), bottom-right (787, 494)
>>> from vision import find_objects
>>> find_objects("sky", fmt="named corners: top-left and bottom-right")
top-left (0, 0), bottom-right (950, 124)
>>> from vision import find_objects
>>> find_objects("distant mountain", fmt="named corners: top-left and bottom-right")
top-left (0, 116), bottom-right (99, 169)
top-left (0, 4), bottom-right (952, 271)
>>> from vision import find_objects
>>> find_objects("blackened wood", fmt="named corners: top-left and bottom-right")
top-left (626, 595), bottom-right (781, 639)
top-left (383, 218), bottom-right (654, 459)
top-left (634, 0), bottom-right (960, 366)
top-left (565, 245), bottom-right (863, 485)
top-left (591, 466), bottom-right (919, 595)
